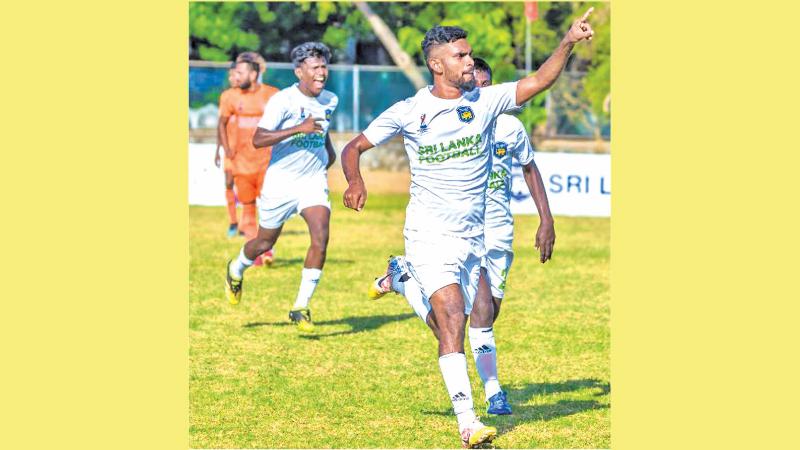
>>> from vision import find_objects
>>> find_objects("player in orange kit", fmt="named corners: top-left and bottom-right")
top-left (218, 54), bottom-right (279, 265)
top-left (215, 62), bottom-right (241, 238)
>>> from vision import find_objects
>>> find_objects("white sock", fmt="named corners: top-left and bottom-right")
top-left (438, 352), bottom-right (477, 430)
top-left (293, 268), bottom-right (322, 309)
top-left (469, 326), bottom-right (502, 400)
top-left (392, 259), bottom-right (431, 324)
top-left (229, 248), bottom-right (253, 279)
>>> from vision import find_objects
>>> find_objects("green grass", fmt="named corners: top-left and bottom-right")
top-left (189, 193), bottom-right (609, 449)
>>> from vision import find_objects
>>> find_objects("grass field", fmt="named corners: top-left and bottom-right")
top-left (189, 192), bottom-right (610, 449)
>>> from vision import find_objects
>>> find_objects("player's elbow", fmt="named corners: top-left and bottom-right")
top-left (522, 162), bottom-right (534, 174)
top-left (516, 77), bottom-right (548, 105)
top-left (252, 131), bottom-right (267, 149)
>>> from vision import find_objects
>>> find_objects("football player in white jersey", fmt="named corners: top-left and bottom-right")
top-left (367, 57), bottom-right (556, 419)
top-left (341, 10), bottom-right (592, 448)
top-left (225, 42), bottom-right (338, 333)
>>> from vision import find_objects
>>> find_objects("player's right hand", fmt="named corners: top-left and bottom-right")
top-left (566, 7), bottom-right (594, 43)
top-left (343, 181), bottom-right (367, 212)
top-left (214, 149), bottom-right (221, 168)
top-left (297, 116), bottom-right (325, 134)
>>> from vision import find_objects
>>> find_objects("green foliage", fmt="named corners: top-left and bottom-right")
top-left (583, 58), bottom-right (610, 118)
top-left (188, 2), bottom-right (610, 134)
top-left (189, 2), bottom-right (263, 61)
top-left (570, 2), bottom-right (611, 122)
top-left (516, 93), bottom-right (548, 135)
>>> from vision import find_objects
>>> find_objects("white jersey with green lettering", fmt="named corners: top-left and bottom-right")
top-left (485, 113), bottom-right (535, 248)
top-left (362, 82), bottom-right (518, 237)
top-left (257, 83), bottom-right (338, 191)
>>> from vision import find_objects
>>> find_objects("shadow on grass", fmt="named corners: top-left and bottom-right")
top-left (422, 378), bottom-right (609, 439)
top-left (243, 313), bottom-right (416, 339)
top-left (262, 257), bottom-right (355, 268)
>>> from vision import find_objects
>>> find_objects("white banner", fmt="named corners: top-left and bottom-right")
top-left (189, 144), bottom-right (610, 217)
top-left (188, 143), bottom-right (227, 206)
top-left (510, 152), bottom-right (610, 217)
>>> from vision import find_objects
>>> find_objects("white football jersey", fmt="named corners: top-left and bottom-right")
top-left (257, 83), bottom-right (338, 186)
top-left (485, 113), bottom-right (535, 233)
top-left (363, 82), bottom-right (518, 237)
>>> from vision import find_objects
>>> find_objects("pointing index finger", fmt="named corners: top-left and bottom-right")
top-left (581, 7), bottom-right (594, 21)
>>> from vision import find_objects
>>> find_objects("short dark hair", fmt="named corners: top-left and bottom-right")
top-left (236, 51), bottom-right (266, 74)
top-left (236, 59), bottom-right (259, 73)
top-left (290, 42), bottom-right (332, 67)
top-left (421, 25), bottom-right (469, 60)
top-left (473, 57), bottom-right (492, 82)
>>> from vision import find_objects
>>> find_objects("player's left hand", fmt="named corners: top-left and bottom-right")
top-left (214, 148), bottom-right (221, 168)
top-left (343, 180), bottom-right (367, 212)
top-left (566, 7), bottom-right (594, 43)
top-left (535, 221), bottom-right (556, 263)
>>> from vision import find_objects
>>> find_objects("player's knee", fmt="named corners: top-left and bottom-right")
top-left (439, 305), bottom-right (466, 328)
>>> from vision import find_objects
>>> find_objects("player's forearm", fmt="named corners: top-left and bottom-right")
top-left (516, 39), bottom-right (574, 105)
top-left (523, 163), bottom-right (554, 223)
top-left (253, 126), bottom-right (304, 148)
top-left (341, 142), bottom-right (365, 186)
top-left (218, 120), bottom-right (232, 157)
top-left (325, 136), bottom-right (337, 169)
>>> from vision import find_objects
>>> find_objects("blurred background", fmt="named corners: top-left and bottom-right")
top-left (189, 1), bottom-right (610, 152)
top-left (188, 1), bottom-right (610, 217)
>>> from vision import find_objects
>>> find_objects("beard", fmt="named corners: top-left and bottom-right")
top-left (458, 76), bottom-right (476, 91)
top-left (239, 78), bottom-right (252, 90)
top-left (447, 67), bottom-right (476, 91)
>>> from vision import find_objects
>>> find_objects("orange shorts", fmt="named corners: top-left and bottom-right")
top-left (233, 171), bottom-right (266, 204)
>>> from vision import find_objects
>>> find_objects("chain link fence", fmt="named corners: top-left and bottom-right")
top-left (189, 61), bottom-right (610, 140)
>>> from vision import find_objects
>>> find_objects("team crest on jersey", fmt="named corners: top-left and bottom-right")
top-left (456, 106), bottom-right (475, 123)
top-left (325, 109), bottom-right (332, 120)
top-left (493, 141), bottom-right (508, 158)
top-left (419, 114), bottom-right (429, 133)
top-left (300, 107), bottom-right (306, 119)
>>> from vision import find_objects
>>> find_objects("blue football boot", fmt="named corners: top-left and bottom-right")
top-left (487, 390), bottom-right (512, 415)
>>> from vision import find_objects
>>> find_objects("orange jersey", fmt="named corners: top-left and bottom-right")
top-left (219, 88), bottom-right (238, 151)
top-left (220, 83), bottom-right (280, 175)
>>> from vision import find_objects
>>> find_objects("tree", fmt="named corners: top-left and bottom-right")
top-left (188, 2), bottom-right (610, 138)
top-left (354, 2), bottom-right (427, 89)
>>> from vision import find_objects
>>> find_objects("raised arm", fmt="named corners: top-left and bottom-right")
top-left (521, 160), bottom-right (555, 263)
top-left (516, 7), bottom-right (595, 105)
top-left (252, 116), bottom-right (324, 148)
top-left (341, 133), bottom-right (376, 211)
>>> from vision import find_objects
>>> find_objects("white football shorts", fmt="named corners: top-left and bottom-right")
top-left (258, 172), bottom-right (330, 229)
top-left (403, 229), bottom-right (485, 315)
top-left (481, 248), bottom-right (514, 299)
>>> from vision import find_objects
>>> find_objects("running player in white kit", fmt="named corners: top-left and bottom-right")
top-left (341, 11), bottom-right (592, 447)
top-left (368, 57), bottom-right (556, 418)
top-left (225, 42), bottom-right (338, 333)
